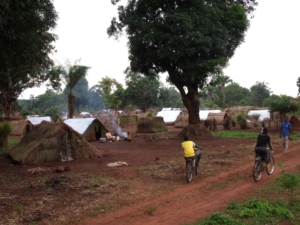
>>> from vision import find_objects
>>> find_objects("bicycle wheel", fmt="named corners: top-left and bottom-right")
top-left (253, 160), bottom-right (262, 182)
top-left (266, 156), bottom-right (275, 175)
top-left (186, 161), bottom-right (193, 183)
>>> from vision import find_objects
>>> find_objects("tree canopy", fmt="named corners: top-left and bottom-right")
top-left (108, 0), bottom-right (257, 125)
top-left (0, 0), bottom-right (58, 118)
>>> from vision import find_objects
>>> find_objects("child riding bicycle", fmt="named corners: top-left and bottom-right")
top-left (182, 135), bottom-right (203, 165)
top-left (255, 127), bottom-right (274, 162)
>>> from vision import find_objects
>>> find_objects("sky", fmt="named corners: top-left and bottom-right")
top-left (20, 0), bottom-right (300, 99)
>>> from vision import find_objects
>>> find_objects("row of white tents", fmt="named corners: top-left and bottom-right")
top-left (156, 108), bottom-right (271, 124)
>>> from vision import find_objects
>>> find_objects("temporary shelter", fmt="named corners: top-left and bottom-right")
top-left (199, 110), bottom-right (222, 120)
top-left (9, 121), bottom-right (101, 164)
top-left (9, 120), bottom-right (34, 136)
top-left (64, 118), bottom-right (108, 141)
top-left (27, 116), bottom-right (52, 125)
top-left (137, 117), bottom-right (168, 133)
top-left (207, 112), bottom-right (226, 125)
top-left (156, 109), bottom-right (182, 125)
top-left (247, 110), bottom-right (270, 122)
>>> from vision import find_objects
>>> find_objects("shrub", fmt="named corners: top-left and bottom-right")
top-left (0, 121), bottom-right (12, 149)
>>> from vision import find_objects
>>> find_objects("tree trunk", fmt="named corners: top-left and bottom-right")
top-left (176, 83), bottom-right (200, 125)
top-left (68, 93), bottom-right (75, 118)
top-left (3, 102), bottom-right (13, 119)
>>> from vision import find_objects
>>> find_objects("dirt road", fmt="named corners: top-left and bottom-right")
top-left (77, 145), bottom-right (299, 225)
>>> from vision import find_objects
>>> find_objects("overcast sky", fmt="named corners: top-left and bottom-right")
top-left (20, 0), bottom-right (300, 99)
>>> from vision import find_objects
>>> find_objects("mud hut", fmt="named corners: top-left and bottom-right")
top-left (174, 112), bottom-right (188, 128)
top-left (207, 112), bottom-right (226, 125)
top-left (137, 117), bottom-right (168, 133)
top-left (9, 121), bottom-right (101, 164)
top-left (10, 120), bottom-right (34, 136)
top-left (64, 118), bottom-right (108, 141)
top-left (289, 115), bottom-right (300, 128)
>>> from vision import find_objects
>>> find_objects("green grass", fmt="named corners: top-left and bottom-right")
top-left (188, 171), bottom-right (300, 225)
top-left (214, 130), bottom-right (273, 139)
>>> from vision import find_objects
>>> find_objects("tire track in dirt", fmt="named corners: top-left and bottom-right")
top-left (77, 145), bottom-right (300, 225)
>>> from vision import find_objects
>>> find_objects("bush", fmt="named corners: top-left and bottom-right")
top-left (0, 121), bottom-right (12, 149)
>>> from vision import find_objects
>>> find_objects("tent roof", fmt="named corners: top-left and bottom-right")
top-left (248, 110), bottom-right (270, 122)
top-left (27, 116), bottom-right (51, 125)
top-left (199, 110), bottom-right (221, 120)
top-left (157, 110), bottom-right (182, 123)
top-left (64, 118), bottom-right (101, 134)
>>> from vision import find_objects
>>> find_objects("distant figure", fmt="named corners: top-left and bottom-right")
top-left (280, 116), bottom-right (291, 154)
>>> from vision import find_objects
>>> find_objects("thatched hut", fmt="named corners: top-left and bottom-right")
top-left (10, 120), bottom-right (34, 136)
top-left (137, 117), bottom-right (168, 133)
top-left (207, 112), bottom-right (226, 125)
top-left (9, 121), bottom-right (101, 164)
top-left (64, 118), bottom-right (108, 141)
top-left (174, 113), bottom-right (188, 128)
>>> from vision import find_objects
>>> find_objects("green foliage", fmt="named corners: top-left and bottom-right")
top-left (0, 121), bottom-right (12, 149)
top-left (224, 83), bottom-right (250, 107)
top-left (0, 0), bottom-right (58, 118)
top-left (197, 212), bottom-right (243, 225)
top-left (109, 0), bottom-right (256, 125)
top-left (266, 95), bottom-right (299, 118)
top-left (248, 81), bottom-right (271, 106)
top-left (124, 68), bottom-right (161, 112)
top-left (278, 172), bottom-right (300, 193)
top-left (234, 112), bottom-right (248, 129)
top-left (99, 76), bottom-right (124, 110)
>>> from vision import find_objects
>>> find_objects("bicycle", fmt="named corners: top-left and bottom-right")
top-left (185, 148), bottom-right (202, 183)
top-left (253, 149), bottom-right (275, 182)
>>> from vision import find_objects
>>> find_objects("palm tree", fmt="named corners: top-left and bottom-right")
top-left (204, 86), bottom-right (219, 102)
top-left (49, 59), bottom-right (90, 118)
top-left (219, 75), bottom-right (232, 108)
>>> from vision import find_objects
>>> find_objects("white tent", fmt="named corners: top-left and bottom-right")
top-left (199, 110), bottom-right (221, 120)
top-left (248, 110), bottom-right (270, 122)
top-left (156, 110), bottom-right (182, 124)
top-left (64, 118), bottom-right (96, 134)
top-left (27, 116), bottom-right (51, 125)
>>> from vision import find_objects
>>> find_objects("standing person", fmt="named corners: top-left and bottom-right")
top-left (255, 127), bottom-right (273, 163)
top-left (181, 135), bottom-right (202, 166)
top-left (280, 116), bottom-right (292, 154)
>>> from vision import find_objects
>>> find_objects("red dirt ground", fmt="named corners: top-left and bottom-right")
top-left (1, 125), bottom-right (299, 225)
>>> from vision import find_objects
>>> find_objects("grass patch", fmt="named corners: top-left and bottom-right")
top-left (214, 130), bottom-right (278, 139)
top-left (189, 171), bottom-right (300, 225)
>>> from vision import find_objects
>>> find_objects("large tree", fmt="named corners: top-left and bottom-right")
top-left (0, 0), bottom-right (58, 119)
top-left (124, 68), bottom-right (161, 112)
top-left (108, 0), bottom-right (257, 125)
top-left (248, 81), bottom-right (271, 107)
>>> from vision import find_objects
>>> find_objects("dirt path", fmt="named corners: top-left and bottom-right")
top-left (77, 145), bottom-right (300, 225)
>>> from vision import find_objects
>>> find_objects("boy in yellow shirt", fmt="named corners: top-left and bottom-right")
top-left (182, 135), bottom-right (202, 165)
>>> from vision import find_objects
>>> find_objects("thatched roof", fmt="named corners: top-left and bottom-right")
top-left (9, 121), bottom-right (101, 164)
top-left (137, 117), bottom-right (168, 133)
top-left (10, 120), bottom-right (34, 136)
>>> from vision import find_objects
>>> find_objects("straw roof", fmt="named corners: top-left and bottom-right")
top-left (9, 121), bottom-right (101, 164)
top-left (137, 117), bottom-right (168, 133)
top-left (10, 120), bottom-right (34, 136)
